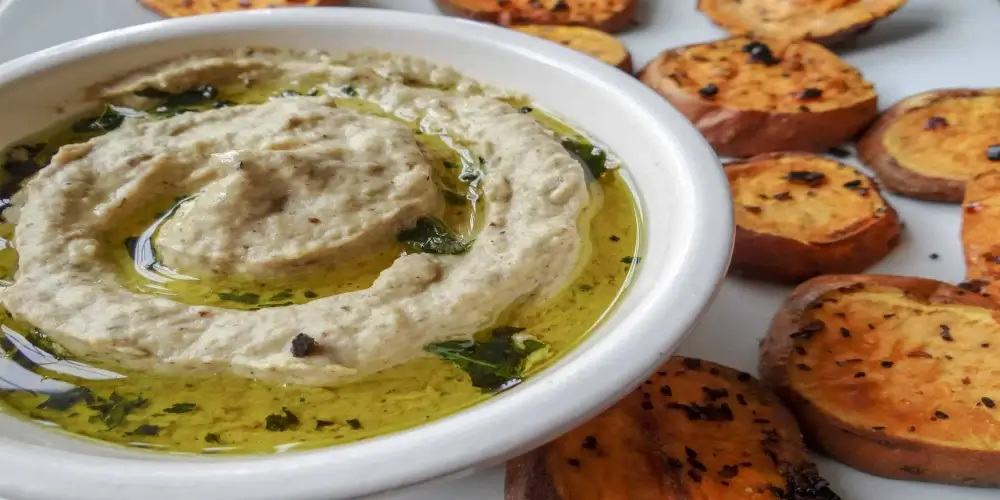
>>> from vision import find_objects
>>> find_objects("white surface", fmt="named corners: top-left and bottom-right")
top-left (0, 0), bottom-right (997, 499)
top-left (0, 5), bottom-right (732, 500)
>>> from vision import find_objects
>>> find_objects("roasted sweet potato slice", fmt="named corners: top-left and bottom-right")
top-left (727, 153), bottom-right (901, 284)
top-left (760, 275), bottom-right (1000, 487)
top-left (639, 37), bottom-right (877, 158)
top-left (434, 0), bottom-right (637, 33)
top-left (512, 25), bottom-right (633, 72)
top-left (698, 0), bottom-right (908, 47)
top-left (858, 88), bottom-right (1000, 203)
top-left (138, 0), bottom-right (347, 17)
top-left (507, 356), bottom-right (841, 500)
top-left (961, 170), bottom-right (1000, 299)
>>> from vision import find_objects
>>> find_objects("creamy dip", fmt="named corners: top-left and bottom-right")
top-left (0, 49), bottom-right (639, 453)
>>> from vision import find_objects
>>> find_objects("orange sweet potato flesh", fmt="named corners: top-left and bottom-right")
top-left (698, 0), bottom-right (908, 47)
top-left (512, 25), bottom-right (633, 72)
top-left (761, 275), bottom-right (1000, 487)
top-left (138, 0), bottom-right (347, 17)
top-left (507, 356), bottom-right (841, 500)
top-left (727, 153), bottom-right (901, 284)
top-left (639, 37), bottom-right (877, 157)
top-left (961, 170), bottom-right (1000, 299)
top-left (434, 0), bottom-right (637, 33)
top-left (858, 89), bottom-right (1000, 203)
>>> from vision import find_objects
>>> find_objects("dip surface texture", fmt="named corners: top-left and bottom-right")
top-left (1, 50), bottom-right (590, 387)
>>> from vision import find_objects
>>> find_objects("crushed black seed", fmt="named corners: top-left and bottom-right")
top-left (737, 394), bottom-right (748, 406)
top-left (868, 323), bottom-right (876, 330)
top-left (881, 361), bottom-right (894, 368)
top-left (939, 325), bottom-right (954, 342)
top-left (774, 191), bottom-right (792, 201)
top-left (794, 346), bottom-right (807, 355)
top-left (719, 464), bottom-right (740, 479)
top-left (924, 116), bottom-right (949, 130)
top-left (290, 333), bottom-right (318, 358)
top-left (688, 469), bottom-right (703, 483)
top-left (983, 397), bottom-right (996, 409)
top-left (840, 327), bottom-right (851, 338)
top-left (702, 387), bottom-right (729, 401)
top-left (582, 435), bottom-right (598, 450)
top-left (934, 411), bottom-right (949, 420)
top-left (798, 88), bottom-right (823, 99)
top-left (842, 179), bottom-right (863, 190)
top-left (668, 457), bottom-right (684, 469)
top-left (519, 106), bottom-right (533, 114)
top-left (641, 401), bottom-right (654, 410)
top-left (567, 458), bottom-right (581, 468)
top-left (741, 41), bottom-right (781, 66)
top-left (660, 385), bottom-right (673, 396)
top-left (698, 83), bottom-right (719, 98)
top-left (796, 363), bottom-right (811, 371)
top-left (786, 170), bottom-right (826, 187)
top-left (683, 358), bottom-right (702, 370)
top-left (883, 313), bottom-right (896, 319)
top-left (688, 458), bottom-right (708, 472)
top-left (854, 372), bottom-right (866, 378)
top-left (930, 253), bottom-right (939, 260)
top-left (685, 446), bottom-right (698, 459)
top-left (988, 144), bottom-right (1000, 162)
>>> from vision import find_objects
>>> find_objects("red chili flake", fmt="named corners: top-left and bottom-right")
top-left (743, 205), bottom-right (763, 214)
top-left (907, 351), bottom-right (933, 359)
top-left (962, 377), bottom-right (972, 385)
top-left (965, 202), bottom-right (983, 214)
top-left (934, 411), bottom-right (949, 420)
top-left (773, 191), bottom-right (792, 201)
top-left (719, 465), bottom-right (740, 479)
top-left (983, 343), bottom-right (992, 348)
top-left (983, 397), bottom-right (996, 408)
top-left (924, 116), bottom-right (949, 130)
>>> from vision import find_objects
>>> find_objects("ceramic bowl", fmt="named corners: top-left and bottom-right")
top-left (0, 8), bottom-right (732, 500)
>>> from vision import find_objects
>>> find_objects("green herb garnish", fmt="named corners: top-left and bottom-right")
top-left (342, 86), bottom-right (359, 97)
top-left (398, 217), bottom-right (471, 255)
top-left (264, 408), bottom-right (300, 432)
top-left (276, 89), bottom-right (301, 97)
top-left (129, 424), bottom-right (160, 436)
top-left (163, 402), bottom-right (197, 414)
top-left (137, 85), bottom-right (219, 117)
top-left (315, 420), bottom-right (334, 430)
top-left (561, 138), bottom-right (609, 180)
top-left (217, 291), bottom-right (261, 305)
top-left (346, 418), bottom-right (363, 430)
top-left (425, 327), bottom-right (547, 392)
top-left (25, 328), bottom-right (64, 359)
top-left (71, 105), bottom-right (126, 133)
top-left (303, 291), bottom-right (318, 299)
top-left (621, 256), bottom-right (641, 265)
top-left (88, 393), bottom-right (148, 430)
top-left (268, 291), bottom-right (294, 302)
top-left (37, 387), bottom-right (94, 412)
top-left (205, 432), bottom-right (221, 444)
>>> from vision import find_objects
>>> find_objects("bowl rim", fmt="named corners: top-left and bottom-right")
top-left (0, 7), bottom-right (732, 500)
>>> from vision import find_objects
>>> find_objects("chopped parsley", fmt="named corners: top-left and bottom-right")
top-left (217, 291), bottom-right (261, 305)
top-left (37, 387), bottom-right (94, 412)
top-left (425, 327), bottom-right (547, 392)
top-left (128, 424), bottom-right (160, 437)
top-left (398, 217), bottom-right (471, 255)
top-left (163, 402), bottom-right (197, 414)
top-left (88, 393), bottom-right (148, 430)
top-left (264, 408), bottom-right (300, 432)
top-left (561, 138), bottom-right (609, 180)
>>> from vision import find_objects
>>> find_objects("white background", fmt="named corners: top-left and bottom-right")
top-left (0, 0), bottom-right (997, 498)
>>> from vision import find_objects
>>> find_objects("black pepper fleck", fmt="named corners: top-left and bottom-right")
top-left (934, 411), bottom-right (949, 420)
top-left (798, 87), bottom-right (823, 99)
top-left (881, 361), bottom-right (894, 368)
top-left (988, 144), bottom-right (1000, 162)
top-left (698, 83), bottom-right (719, 98)
top-left (290, 333), bottom-right (318, 358)
top-left (983, 397), bottom-right (996, 409)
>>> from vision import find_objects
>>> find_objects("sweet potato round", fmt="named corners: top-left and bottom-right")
top-left (760, 275), bottom-right (1000, 487)
top-left (697, 0), bottom-right (908, 47)
top-left (858, 88), bottom-right (1000, 203)
top-left (727, 153), bottom-right (901, 283)
top-left (433, 0), bottom-right (637, 33)
top-left (506, 356), bottom-right (840, 500)
top-left (138, 0), bottom-right (348, 17)
top-left (639, 37), bottom-right (877, 158)
top-left (511, 25), bottom-right (633, 72)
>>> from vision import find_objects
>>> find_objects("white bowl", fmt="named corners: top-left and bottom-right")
top-left (0, 8), bottom-right (732, 500)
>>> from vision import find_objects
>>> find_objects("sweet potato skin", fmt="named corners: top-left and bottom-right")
top-left (760, 275), bottom-right (1000, 487)
top-left (696, 0), bottom-right (907, 47)
top-left (511, 25), bottom-right (633, 72)
top-left (639, 38), bottom-right (877, 158)
top-left (434, 0), bottom-right (637, 33)
top-left (858, 88), bottom-right (1000, 203)
top-left (727, 153), bottom-right (902, 283)
top-left (507, 356), bottom-right (841, 500)
top-left (138, 0), bottom-right (347, 17)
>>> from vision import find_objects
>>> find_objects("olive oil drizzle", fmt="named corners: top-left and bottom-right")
top-left (0, 78), bottom-right (638, 454)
